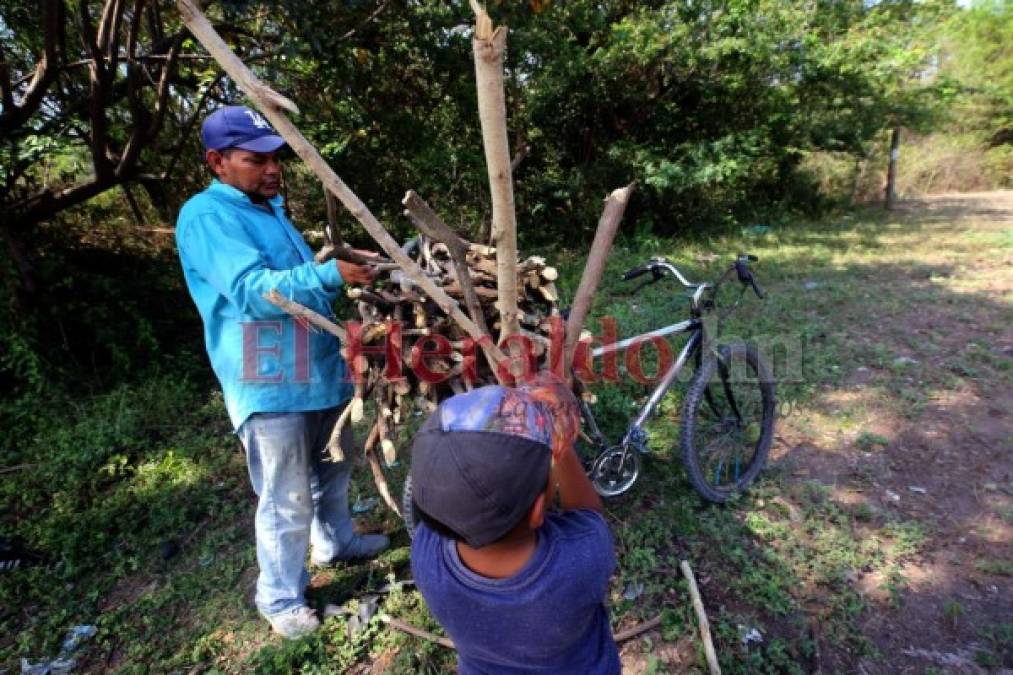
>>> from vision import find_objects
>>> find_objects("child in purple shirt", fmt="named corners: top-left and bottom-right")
top-left (408, 380), bottom-right (621, 674)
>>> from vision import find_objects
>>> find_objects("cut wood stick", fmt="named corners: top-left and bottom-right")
top-left (379, 614), bottom-right (455, 649)
top-left (361, 422), bottom-right (401, 517)
top-left (614, 615), bottom-right (663, 642)
top-left (324, 401), bottom-right (353, 462)
top-left (563, 183), bottom-right (635, 378)
top-left (402, 190), bottom-right (489, 338)
top-left (681, 559), bottom-right (721, 675)
top-left (177, 0), bottom-right (508, 378)
top-left (365, 448), bottom-right (401, 517)
top-left (264, 289), bottom-right (348, 342)
top-left (470, 1), bottom-right (519, 341)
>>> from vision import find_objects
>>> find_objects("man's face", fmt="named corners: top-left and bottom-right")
top-left (206, 148), bottom-right (281, 200)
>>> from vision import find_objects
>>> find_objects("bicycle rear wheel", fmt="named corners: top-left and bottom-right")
top-left (680, 341), bottom-right (775, 502)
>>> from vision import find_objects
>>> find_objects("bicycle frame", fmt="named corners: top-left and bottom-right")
top-left (586, 322), bottom-right (702, 452)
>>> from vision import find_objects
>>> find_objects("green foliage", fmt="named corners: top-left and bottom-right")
top-left (943, 1), bottom-right (1013, 143)
top-left (219, 0), bottom-right (958, 245)
top-left (974, 558), bottom-right (1013, 577)
top-left (2, 379), bottom-right (229, 577)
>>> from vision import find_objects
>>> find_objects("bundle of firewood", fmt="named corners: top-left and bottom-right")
top-left (348, 242), bottom-right (560, 363)
top-left (335, 236), bottom-right (561, 450)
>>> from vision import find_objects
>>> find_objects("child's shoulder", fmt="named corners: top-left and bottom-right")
top-left (539, 510), bottom-right (616, 598)
top-left (543, 509), bottom-right (612, 546)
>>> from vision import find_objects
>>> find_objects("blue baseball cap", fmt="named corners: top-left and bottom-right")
top-left (200, 105), bottom-right (286, 153)
top-left (409, 385), bottom-right (560, 548)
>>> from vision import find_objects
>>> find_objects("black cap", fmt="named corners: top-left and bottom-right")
top-left (409, 386), bottom-right (555, 548)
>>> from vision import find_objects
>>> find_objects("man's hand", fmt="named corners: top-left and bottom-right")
top-left (337, 259), bottom-right (374, 286)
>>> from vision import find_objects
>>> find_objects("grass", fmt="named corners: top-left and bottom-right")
top-left (974, 558), bottom-right (1013, 577)
top-left (3, 194), bottom-right (1012, 672)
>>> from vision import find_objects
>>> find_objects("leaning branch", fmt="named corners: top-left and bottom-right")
top-left (563, 184), bottom-right (634, 377)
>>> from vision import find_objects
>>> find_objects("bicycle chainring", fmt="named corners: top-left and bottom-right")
top-left (589, 446), bottom-right (641, 498)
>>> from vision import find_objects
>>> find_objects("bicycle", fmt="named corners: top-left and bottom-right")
top-left (575, 252), bottom-right (776, 503)
top-left (402, 253), bottom-right (776, 534)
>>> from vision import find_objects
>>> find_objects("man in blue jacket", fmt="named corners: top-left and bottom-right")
top-left (176, 106), bottom-right (388, 638)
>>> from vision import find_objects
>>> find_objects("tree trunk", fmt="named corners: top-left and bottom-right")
top-left (885, 126), bottom-right (900, 210)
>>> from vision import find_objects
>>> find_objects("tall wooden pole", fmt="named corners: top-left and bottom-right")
top-left (470, 1), bottom-right (520, 341)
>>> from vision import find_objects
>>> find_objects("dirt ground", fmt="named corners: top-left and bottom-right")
top-left (776, 192), bottom-right (1012, 674)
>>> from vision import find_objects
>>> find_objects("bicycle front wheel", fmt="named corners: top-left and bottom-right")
top-left (680, 341), bottom-right (775, 502)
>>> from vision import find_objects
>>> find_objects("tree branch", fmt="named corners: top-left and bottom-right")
top-left (161, 71), bottom-right (223, 180)
top-left (0, 0), bottom-right (64, 135)
top-left (510, 143), bottom-right (530, 173)
top-left (105, 0), bottom-right (128, 76)
top-left (126, 0), bottom-right (145, 61)
top-left (117, 0), bottom-right (147, 177)
top-left (9, 173), bottom-right (122, 230)
top-left (79, 0), bottom-right (113, 179)
top-left (96, 0), bottom-right (120, 54)
top-left (338, 0), bottom-right (392, 42)
top-left (0, 43), bottom-right (15, 116)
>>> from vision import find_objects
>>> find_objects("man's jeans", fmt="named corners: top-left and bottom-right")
top-left (237, 406), bottom-right (354, 617)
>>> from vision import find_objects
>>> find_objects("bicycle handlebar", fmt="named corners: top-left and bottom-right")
top-left (621, 253), bottom-right (766, 300)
